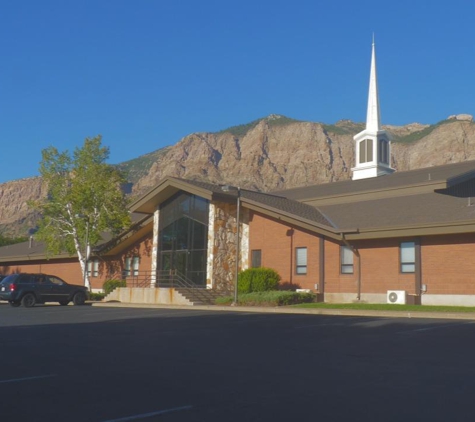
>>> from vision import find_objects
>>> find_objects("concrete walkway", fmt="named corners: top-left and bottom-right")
top-left (91, 301), bottom-right (475, 320)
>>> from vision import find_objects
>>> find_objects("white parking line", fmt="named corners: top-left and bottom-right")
top-left (0, 374), bottom-right (57, 384)
top-left (102, 406), bottom-right (193, 422)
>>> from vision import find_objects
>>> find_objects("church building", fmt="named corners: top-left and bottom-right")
top-left (1, 41), bottom-right (475, 306)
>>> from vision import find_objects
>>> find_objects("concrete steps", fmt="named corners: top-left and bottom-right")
top-left (174, 287), bottom-right (223, 305)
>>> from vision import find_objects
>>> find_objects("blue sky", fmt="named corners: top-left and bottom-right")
top-left (1, 0), bottom-right (475, 183)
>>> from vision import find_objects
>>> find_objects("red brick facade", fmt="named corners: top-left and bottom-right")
top-left (2, 233), bottom-right (154, 291)
top-left (249, 210), bottom-right (475, 299)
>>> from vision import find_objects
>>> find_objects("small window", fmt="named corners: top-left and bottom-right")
top-left (296, 247), bottom-right (307, 275)
top-left (341, 246), bottom-right (354, 274)
top-left (251, 250), bottom-right (262, 268)
top-left (400, 242), bottom-right (415, 273)
top-left (124, 257), bottom-right (132, 277)
top-left (132, 257), bottom-right (140, 276)
top-left (87, 259), bottom-right (99, 277)
top-left (359, 139), bottom-right (373, 164)
top-left (379, 139), bottom-right (389, 164)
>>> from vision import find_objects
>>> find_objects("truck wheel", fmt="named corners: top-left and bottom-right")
top-left (73, 292), bottom-right (86, 306)
top-left (21, 293), bottom-right (36, 308)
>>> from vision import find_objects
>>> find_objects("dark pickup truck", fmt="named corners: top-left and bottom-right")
top-left (0, 273), bottom-right (88, 307)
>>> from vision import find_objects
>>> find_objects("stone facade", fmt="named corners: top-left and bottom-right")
top-left (210, 201), bottom-right (249, 293)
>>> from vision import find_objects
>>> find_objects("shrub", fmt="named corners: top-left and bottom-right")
top-left (237, 291), bottom-right (315, 306)
top-left (103, 279), bottom-right (126, 295)
top-left (238, 268), bottom-right (281, 294)
top-left (215, 296), bottom-right (234, 305)
top-left (89, 292), bottom-right (106, 301)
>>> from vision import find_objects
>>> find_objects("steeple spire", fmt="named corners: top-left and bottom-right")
top-left (366, 37), bottom-right (381, 132)
top-left (351, 37), bottom-right (394, 181)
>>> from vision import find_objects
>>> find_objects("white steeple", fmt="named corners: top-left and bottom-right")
top-left (351, 37), bottom-right (394, 181)
top-left (366, 37), bottom-right (381, 132)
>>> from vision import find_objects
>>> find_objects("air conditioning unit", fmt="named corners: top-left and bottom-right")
top-left (387, 290), bottom-right (406, 304)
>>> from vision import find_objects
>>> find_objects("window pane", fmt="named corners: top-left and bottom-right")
top-left (359, 140), bottom-right (366, 163)
top-left (175, 217), bottom-right (189, 250)
top-left (296, 247), bottom-right (307, 274)
top-left (296, 248), bottom-right (307, 266)
top-left (251, 250), bottom-right (261, 268)
top-left (401, 242), bottom-right (415, 262)
top-left (192, 221), bottom-right (207, 250)
top-left (341, 246), bottom-right (353, 265)
top-left (367, 139), bottom-right (373, 161)
top-left (400, 242), bottom-right (416, 273)
top-left (341, 246), bottom-right (354, 274)
top-left (341, 265), bottom-right (354, 274)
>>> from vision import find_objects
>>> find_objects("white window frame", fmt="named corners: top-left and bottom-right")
top-left (400, 242), bottom-right (416, 273)
top-left (87, 259), bottom-right (99, 277)
top-left (340, 246), bottom-right (354, 274)
top-left (295, 247), bottom-right (307, 275)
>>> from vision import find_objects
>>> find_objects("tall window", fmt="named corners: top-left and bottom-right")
top-left (251, 250), bottom-right (262, 268)
top-left (341, 246), bottom-right (354, 274)
top-left (296, 247), bottom-right (307, 275)
top-left (159, 192), bottom-right (209, 286)
top-left (400, 242), bottom-right (415, 273)
top-left (379, 139), bottom-right (389, 164)
top-left (359, 139), bottom-right (373, 164)
top-left (87, 259), bottom-right (99, 277)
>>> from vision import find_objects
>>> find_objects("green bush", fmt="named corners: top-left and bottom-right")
top-left (238, 268), bottom-right (281, 294)
top-left (238, 291), bottom-right (315, 306)
top-left (103, 279), bottom-right (127, 295)
top-left (89, 292), bottom-right (106, 301)
top-left (215, 296), bottom-right (234, 305)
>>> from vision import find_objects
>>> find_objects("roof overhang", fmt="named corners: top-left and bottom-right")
top-left (130, 177), bottom-right (232, 214)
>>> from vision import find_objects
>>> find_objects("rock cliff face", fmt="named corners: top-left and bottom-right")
top-left (2, 115), bottom-right (475, 236)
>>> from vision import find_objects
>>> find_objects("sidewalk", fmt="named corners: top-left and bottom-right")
top-left (91, 301), bottom-right (475, 321)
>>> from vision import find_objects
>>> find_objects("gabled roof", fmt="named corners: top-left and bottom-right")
top-left (131, 177), bottom-right (342, 238)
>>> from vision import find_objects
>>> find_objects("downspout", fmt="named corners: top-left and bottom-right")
top-left (341, 234), bottom-right (361, 301)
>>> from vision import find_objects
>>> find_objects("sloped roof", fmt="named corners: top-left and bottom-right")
top-left (278, 160), bottom-right (475, 202)
top-left (320, 192), bottom-right (475, 239)
top-left (0, 213), bottom-right (152, 262)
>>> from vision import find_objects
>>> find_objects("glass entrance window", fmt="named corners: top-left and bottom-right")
top-left (158, 192), bottom-right (209, 286)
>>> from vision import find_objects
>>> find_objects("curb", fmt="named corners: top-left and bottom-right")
top-left (90, 301), bottom-right (475, 321)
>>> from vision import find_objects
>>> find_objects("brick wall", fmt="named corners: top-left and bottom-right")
top-left (422, 233), bottom-right (475, 295)
top-left (249, 212), bottom-right (475, 298)
top-left (1, 232), bottom-right (154, 291)
top-left (249, 212), bottom-right (321, 290)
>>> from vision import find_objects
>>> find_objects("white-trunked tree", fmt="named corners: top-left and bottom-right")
top-left (31, 136), bottom-right (131, 290)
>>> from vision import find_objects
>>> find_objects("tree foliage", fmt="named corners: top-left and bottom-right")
top-left (31, 136), bottom-right (131, 288)
top-left (0, 234), bottom-right (28, 247)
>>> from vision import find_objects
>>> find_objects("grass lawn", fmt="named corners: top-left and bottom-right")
top-left (291, 302), bottom-right (475, 313)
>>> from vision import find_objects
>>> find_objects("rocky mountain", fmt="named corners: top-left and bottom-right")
top-left (1, 114), bottom-right (475, 236)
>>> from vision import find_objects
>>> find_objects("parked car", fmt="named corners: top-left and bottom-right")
top-left (0, 273), bottom-right (88, 308)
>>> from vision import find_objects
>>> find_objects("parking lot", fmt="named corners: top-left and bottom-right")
top-left (1, 303), bottom-right (474, 421)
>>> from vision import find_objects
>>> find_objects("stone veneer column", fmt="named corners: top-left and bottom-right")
top-left (209, 201), bottom-right (249, 293)
top-left (150, 209), bottom-right (160, 287)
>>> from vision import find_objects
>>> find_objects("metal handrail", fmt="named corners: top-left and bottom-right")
top-left (119, 271), bottom-right (154, 288)
top-left (110, 269), bottom-right (205, 304)
top-left (156, 269), bottom-right (201, 303)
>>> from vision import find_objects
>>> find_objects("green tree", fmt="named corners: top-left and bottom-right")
top-left (0, 234), bottom-right (28, 247)
top-left (31, 136), bottom-right (131, 290)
